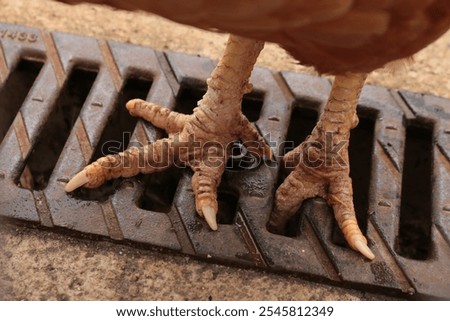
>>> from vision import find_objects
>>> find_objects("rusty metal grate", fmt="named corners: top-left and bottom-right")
top-left (1, 23), bottom-right (449, 299)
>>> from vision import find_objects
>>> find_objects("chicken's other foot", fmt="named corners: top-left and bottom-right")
top-left (268, 72), bottom-right (375, 260)
top-left (65, 35), bottom-right (271, 231)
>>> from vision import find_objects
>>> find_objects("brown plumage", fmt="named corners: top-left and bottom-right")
top-left (62, 0), bottom-right (450, 260)
top-left (61, 0), bottom-right (450, 73)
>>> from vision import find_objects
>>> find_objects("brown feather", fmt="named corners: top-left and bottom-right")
top-left (59, 0), bottom-right (450, 73)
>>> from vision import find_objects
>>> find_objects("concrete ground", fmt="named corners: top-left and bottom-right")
top-left (0, 0), bottom-right (449, 300)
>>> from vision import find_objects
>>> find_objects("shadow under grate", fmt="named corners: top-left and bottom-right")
top-left (1, 23), bottom-right (450, 300)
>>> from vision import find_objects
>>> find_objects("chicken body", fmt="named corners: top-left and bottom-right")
top-left (62, 0), bottom-right (450, 260)
top-left (62, 0), bottom-right (450, 73)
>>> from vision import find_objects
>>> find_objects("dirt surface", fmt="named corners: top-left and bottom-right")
top-left (0, 0), bottom-right (449, 301)
top-left (0, 220), bottom-right (394, 300)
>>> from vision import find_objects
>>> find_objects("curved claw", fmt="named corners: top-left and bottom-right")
top-left (354, 240), bottom-right (375, 260)
top-left (202, 206), bottom-right (218, 231)
top-left (65, 170), bottom-right (89, 192)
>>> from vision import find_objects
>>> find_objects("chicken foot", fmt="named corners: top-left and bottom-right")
top-left (267, 72), bottom-right (375, 260)
top-left (65, 35), bottom-right (271, 230)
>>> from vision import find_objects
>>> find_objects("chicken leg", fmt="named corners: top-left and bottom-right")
top-left (65, 35), bottom-right (271, 230)
top-left (267, 72), bottom-right (375, 260)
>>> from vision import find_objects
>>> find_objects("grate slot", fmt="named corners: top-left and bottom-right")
top-left (332, 108), bottom-right (377, 246)
top-left (274, 100), bottom-right (320, 237)
top-left (273, 100), bottom-right (318, 236)
top-left (138, 168), bottom-right (182, 213)
top-left (242, 92), bottom-right (264, 122)
top-left (92, 77), bottom-right (153, 160)
top-left (396, 120), bottom-right (434, 260)
top-left (173, 84), bottom-right (204, 115)
top-left (0, 59), bottom-right (43, 144)
top-left (17, 67), bottom-right (98, 190)
top-left (277, 99), bottom-right (319, 185)
top-left (73, 77), bottom-right (152, 201)
top-left (282, 100), bottom-right (320, 156)
top-left (284, 201), bottom-right (309, 237)
top-left (216, 188), bottom-right (239, 225)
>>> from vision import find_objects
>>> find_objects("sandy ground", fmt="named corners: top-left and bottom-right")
top-left (0, 0), bottom-right (449, 300)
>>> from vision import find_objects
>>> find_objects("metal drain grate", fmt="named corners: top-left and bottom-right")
top-left (1, 23), bottom-right (449, 299)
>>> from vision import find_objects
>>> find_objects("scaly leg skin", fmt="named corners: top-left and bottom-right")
top-left (65, 35), bottom-right (271, 230)
top-left (267, 72), bottom-right (375, 260)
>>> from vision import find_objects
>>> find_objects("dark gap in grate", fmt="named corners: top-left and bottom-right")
top-left (173, 84), bottom-right (204, 115)
top-left (332, 107), bottom-right (377, 247)
top-left (277, 99), bottom-right (319, 187)
top-left (138, 167), bottom-right (183, 213)
top-left (282, 99), bottom-right (320, 156)
top-left (216, 188), bottom-right (239, 225)
top-left (174, 82), bottom-right (264, 121)
top-left (284, 201), bottom-right (310, 237)
top-left (17, 67), bottom-right (98, 190)
top-left (92, 77), bottom-right (153, 160)
top-left (276, 100), bottom-right (320, 237)
top-left (0, 59), bottom-right (44, 144)
top-left (73, 77), bottom-right (152, 201)
top-left (242, 91), bottom-right (264, 122)
top-left (396, 120), bottom-right (433, 260)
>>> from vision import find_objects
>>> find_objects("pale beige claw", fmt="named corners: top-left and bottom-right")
top-left (202, 206), bottom-right (218, 231)
top-left (354, 240), bottom-right (375, 260)
top-left (65, 170), bottom-right (89, 192)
